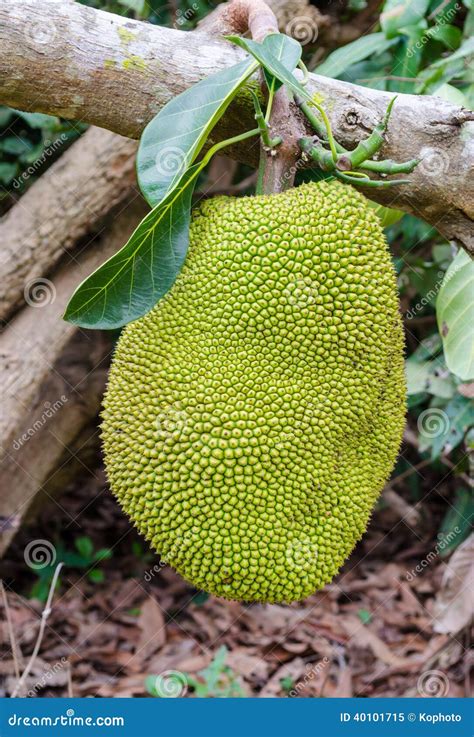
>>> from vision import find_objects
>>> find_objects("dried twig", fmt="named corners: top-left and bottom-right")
top-left (0, 581), bottom-right (22, 681)
top-left (11, 562), bottom-right (64, 698)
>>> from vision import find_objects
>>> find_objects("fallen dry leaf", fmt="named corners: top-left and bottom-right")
top-left (339, 616), bottom-right (413, 667)
top-left (134, 596), bottom-right (166, 660)
top-left (433, 534), bottom-right (474, 634)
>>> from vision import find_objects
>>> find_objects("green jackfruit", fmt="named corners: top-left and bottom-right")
top-left (102, 181), bottom-right (406, 603)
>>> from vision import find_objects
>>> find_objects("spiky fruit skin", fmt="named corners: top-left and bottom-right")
top-left (102, 181), bottom-right (406, 603)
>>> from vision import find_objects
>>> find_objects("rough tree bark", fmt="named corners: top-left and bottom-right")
top-left (0, 128), bottom-right (138, 323)
top-left (0, 0), bottom-right (472, 251)
top-left (0, 200), bottom-right (147, 555)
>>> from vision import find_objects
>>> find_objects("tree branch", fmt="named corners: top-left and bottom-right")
top-left (1, 0), bottom-right (473, 251)
top-left (0, 199), bottom-right (146, 556)
top-left (0, 127), bottom-right (138, 323)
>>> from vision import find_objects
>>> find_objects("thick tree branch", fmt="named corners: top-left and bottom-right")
top-left (1, 0), bottom-right (473, 251)
top-left (0, 128), bottom-right (138, 323)
top-left (0, 200), bottom-right (146, 555)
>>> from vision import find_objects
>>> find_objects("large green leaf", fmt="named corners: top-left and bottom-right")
top-left (314, 33), bottom-right (397, 79)
top-left (389, 27), bottom-right (425, 93)
top-left (418, 395), bottom-right (474, 459)
top-left (64, 165), bottom-right (199, 329)
top-left (137, 59), bottom-right (258, 207)
top-left (227, 36), bottom-right (312, 103)
top-left (424, 35), bottom-right (474, 67)
top-left (417, 36), bottom-right (474, 92)
top-left (436, 249), bottom-right (474, 381)
top-left (380, 0), bottom-right (430, 38)
top-left (367, 200), bottom-right (404, 227)
top-left (261, 33), bottom-right (302, 91)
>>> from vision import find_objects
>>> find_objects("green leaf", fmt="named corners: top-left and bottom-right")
top-left (358, 608), bottom-right (372, 624)
top-left (367, 200), bottom-right (404, 227)
top-left (0, 162), bottom-right (18, 185)
top-left (64, 165), bottom-right (198, 329)
top-left (380, 0), bottom-right (430, 38)
top-left (137, 59), bottom-right (257, 207)
top-left (410, 334), bottom-right (444, 364)
top-left (88, 569), bottom-right (105, 583)
top-left (437, 249), bottom-right (474, 381)
top-left (261, 33), bottom-right (302, 91)
top-left (417, 36), bottom-right (474, 92)
top-left (419, 395), bottom-right (474, 458)
top-left (426, 35), bottom-right (474, 68)
top-left (427, 23), bottom-right (462, 50)
top-left (406, 359), bottom-right (431, 394)
top-left (117, 0), bottom-right (146, 13)
top-left (0, 136), bottom-right (32, 155)
top-left (389, 28), bottom-right (425, 93)
top-left (13, 109), bottom-right (60, 130)
top-left (0, 107), bottom-right (14, 126)
top-left (145, 675), bottom-right (159, 697)
top-left (75, 536), bottom-right (94, 559)
top-left (94, 548), bottom-right (113, 562)
top-left (227, 35), bottom-right (312, 106)
top-left (314, 33), bottom-right (397, 78)
top-left (406, 353), bottom-right (455, 398)
top-left (434, 83), bottom-right (468, 106)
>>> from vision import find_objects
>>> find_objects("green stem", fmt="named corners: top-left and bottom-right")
top-left (346, 96), bottom-right (397, 168)
top-left (201, 128), bottom-right (261, 166)
top-left (334, 170), bottom-right (410, 188)
top-left (298, 60), bottom-right (309, 86)
top-left (359, 158), bottom-right (419, 174)
top-left (251, 90), bottom-right (282, 148)
top-left (255, 153), bottom-right (266, 195)
top-left (265, 84), bottom-right (275, 124)
top-left (297, 97), bottom-right (342, 160)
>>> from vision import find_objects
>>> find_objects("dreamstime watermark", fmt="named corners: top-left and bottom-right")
top-left (26, 657), bottom-right (68, 697)
top-left (285, 16), bottom-right (318, 45)
top-left (284, 276), bottom-right (319, 307)
top-left (12, 396), bottom-right (68, 451)
top-left (417, 407), bottom-right (450, 438)
top-left (288, 656), bottom-right (330, 697)
top-left (405, 270), bottom-right (445, 319)
top-left (24, 277), bottom-right (56, 308)
top-left (417, 669), bottom-right (450, 697)
top-left (286, 535), bottom-right (318, 572)
top-left (154, 145), bottom-right (188, 179)
top-left (144, 530), bottom-right (196, 581)
top-left (278, 154), bottom-right (307, 190)
top-left (405, 254), bottom-right (461, 318)
top-left (24, 21), bottom-right (58, 47)
top-left (406, 527), bottom-right (461, 581)
top-left (8, 711), bottom-right (124, 728)
top-left (417, 147), bottom-right (451, 177)
top-left (152, 670), bottom-right (188, 697)
top-left (406, 3), bottom-right (461, 58)
top-left (174, 2), bottom-right (199, 28)
top-left (156, 404), bottom-right (189, 439)
top-left (12, 134), bottom-right (68, 189)
top-left (24, 540), bottom-right (57, 570)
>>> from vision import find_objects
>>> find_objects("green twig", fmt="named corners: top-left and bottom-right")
top-left (250, 90), bottom-right (282, 148)
top-left (334, 170), bottom-right (410, 188)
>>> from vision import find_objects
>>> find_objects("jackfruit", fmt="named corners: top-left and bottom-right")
top-left (102, 180), bottom-right (406, 603)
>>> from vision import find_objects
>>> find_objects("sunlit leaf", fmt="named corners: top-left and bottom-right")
top-left (380, 0), bottom-right (430, 38)
top-left (261, 33), bottom-right (302, 91)
top-left (64, 165), bottom-right (199, 329)
top-left (437, 249), bottom-right (474, 381)
top-left (314, 33), bottom-right (397, 78)
top-left (137, 59), bottom-right (258, 207)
